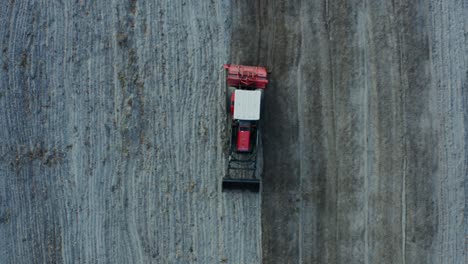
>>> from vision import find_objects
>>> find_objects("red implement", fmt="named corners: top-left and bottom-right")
top-left (224, 64), bottom-right (268, 89)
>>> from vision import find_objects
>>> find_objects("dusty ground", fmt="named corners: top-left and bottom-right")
top-left (244, 0), bottom-right (467, 263)
top-left (0, 0), bottom-right (466, 263)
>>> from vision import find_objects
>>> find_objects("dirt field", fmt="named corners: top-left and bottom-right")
top-left (0, 0), bottom-right (466, 263)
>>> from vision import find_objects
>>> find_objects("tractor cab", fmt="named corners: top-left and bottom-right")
top-left (231, 89), bottom-right (261, 154)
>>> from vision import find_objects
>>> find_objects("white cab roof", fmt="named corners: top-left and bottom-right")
top-left (233, 90), bottom-right (262, 120)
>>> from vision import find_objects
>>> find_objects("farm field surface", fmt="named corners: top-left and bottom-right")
top-left (0, 0), bottom-right (466, 263)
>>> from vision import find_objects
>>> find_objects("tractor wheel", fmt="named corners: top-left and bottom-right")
top-left (226, 86), bottom-right (235, 115)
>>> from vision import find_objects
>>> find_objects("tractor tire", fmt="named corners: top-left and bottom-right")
top-left (226, 86), bottom-right (235, 114)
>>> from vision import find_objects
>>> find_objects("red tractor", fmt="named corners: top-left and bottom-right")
top-left (222, 64), bottom-right (268, 192)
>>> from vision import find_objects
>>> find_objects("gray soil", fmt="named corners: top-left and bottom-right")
top-left (0, 0), bottom-right (466, 263)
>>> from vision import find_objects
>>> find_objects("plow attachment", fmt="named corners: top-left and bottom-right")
top-left (222, 178), bottom-right (260, 192)
top-left (222, 150), bottom-right (260, 192)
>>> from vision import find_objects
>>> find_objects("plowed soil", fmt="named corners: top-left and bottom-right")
top-left (0, 0), bottom-right (466, 263)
